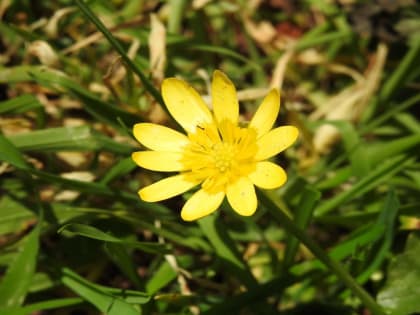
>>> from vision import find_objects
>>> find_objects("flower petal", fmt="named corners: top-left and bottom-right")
top-left (248, 161), bottom-right (287, 189)
top-left (181, 189), bottom-right (225, 221)
top-left (132, 151), bottom-right (186, 172)
top-left (133, 123), bottom-right (189, 151)
top-left (249, 88), bottom-right (280, 138)
top-left (139, 174), bottom-right (199, 202)
top-left (162, 78), bottom-right (213, 133)
top-left (255, 126), bottom-right (299, 161)
top-left (211, 70), bottom-right (239, 124)
top-left (226, 177), bottom-right (257, 216)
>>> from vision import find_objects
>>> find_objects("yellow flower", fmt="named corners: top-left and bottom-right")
top-left (132, 70), bottom-right (298, 221)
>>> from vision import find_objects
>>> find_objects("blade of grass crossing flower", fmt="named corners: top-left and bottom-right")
top-left (0, 220), bottom-right (41, 308)
top-left (198, 215), bottom-right (257, 288)
top-left (258, 190), bottom-right (387, 315)
top-left (74, 0), bottom-right (164, 107)
top-left (283, 187), bottom-right (321, 269)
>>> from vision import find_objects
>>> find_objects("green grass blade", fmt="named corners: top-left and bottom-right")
top-left (0, 221), bottom-right (41, 308)
top-left (61, 268), bottom-right (145, 315)
top-left (283, 187), bottom-right (321, 268)
top-left (0, 134), bottom-right (30, 170)
top-left (58, 223), bottom-right (170, 254)
top-left (74, 0), bottom-right (164, 107)
top-left (8, 125), bottom-right (133, 154)
top-left (315, 155), bottom-right (412, 216)
top-left (198, 215), bottom-right (257, 289)
top-left (0, 94), bottom-right (43, 114)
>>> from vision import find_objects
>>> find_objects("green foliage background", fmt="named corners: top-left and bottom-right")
top-left (1, 1), bottom-right (420, 314)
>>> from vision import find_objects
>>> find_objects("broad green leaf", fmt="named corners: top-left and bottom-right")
top-left (0, 221), bottom-right (41, 308)
top-left (61, 268), bottom-right (148, 315)
top-left (58, 223), bottom-right (170, 254)
top-left (378, 232), bottom-right (420, 315)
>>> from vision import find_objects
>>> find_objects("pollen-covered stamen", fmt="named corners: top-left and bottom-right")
top-left (211, 142), bottom-right (237, 173)
top-left (182, 120), bottom-right (258, 193)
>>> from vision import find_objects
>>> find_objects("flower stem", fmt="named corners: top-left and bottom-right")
top-left (258, 191), bottom-right (386, 315)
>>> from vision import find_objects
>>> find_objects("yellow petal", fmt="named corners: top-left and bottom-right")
top-left (181, 189), bottom-right (225, 221)
top-left (132, 151), bottom-right (186, 172)
top-left (255, 126), bottom-right (299, 160)
top-left (249, 88), bottom-right (280, 138)
top-left (226, 177), bottom-right (257, 216)
top-left (248, 161), bottom-right (287, 189)
top-left (162, 78), bottom-right (213, 133)
top-left (133, 123), bottom-right (189, 151)
top-left (139, 174), bottom-right (199, 202)
top-left (211, 70), bottom-right (239, 124)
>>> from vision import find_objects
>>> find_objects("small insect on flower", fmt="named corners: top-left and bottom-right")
top-left (132, 70), bottom-right (298, 221)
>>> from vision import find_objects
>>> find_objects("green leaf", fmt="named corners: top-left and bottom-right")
top-left (0, 94), bottom-right (43, 114)
top-left (0, 197), bottom-right (35, 236)
top-left (283, 187), bottom-right (321, 268)
top-left (0, 134), bottom-right (30, 170)
top-left (314, 155), bottom-right (412, 216)
top-left (61, 268), bottom-right (148, 315)
top-left (58, 223), bottom-right (170, 254)
top-left (198, 215), bottom-right (257, 289)
top-left (8, 125), bottom-right (133, 154)
top-left (378, 232), bottom-right (420, 315)
top-left (0, 221), bottom-right (41, 308)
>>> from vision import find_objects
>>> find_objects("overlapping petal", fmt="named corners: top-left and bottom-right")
top-left (181, 189), bottom-right (225, 221)
top-left (162, 78), bottom-right (213, 133)
top-left (248, 161), bottom-right (287, 189)
top-left (226, 177), bottom-right (257, 216)
top-left (255, 126), bottom-right (299, 161)
top-left (139, 174), bottom-right (199, 202)
top-left (249, 88), bottom-right (280, 138)
top-left (133, 123), bottom-right (190, 151)
top-left (211, 70), bottom-right (239, 124)
top-left (132, 151), bottom-right (186, 172)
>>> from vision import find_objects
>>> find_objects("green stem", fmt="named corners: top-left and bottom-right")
top-left (74, 0), bottom-right (164, 107)
top-left (258, 191), bottom-right (386, 315)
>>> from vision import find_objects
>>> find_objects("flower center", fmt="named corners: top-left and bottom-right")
top-left (212, 142), bottom-right (236, 173)
top-left (182, 120), bottom-right (257, 193)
